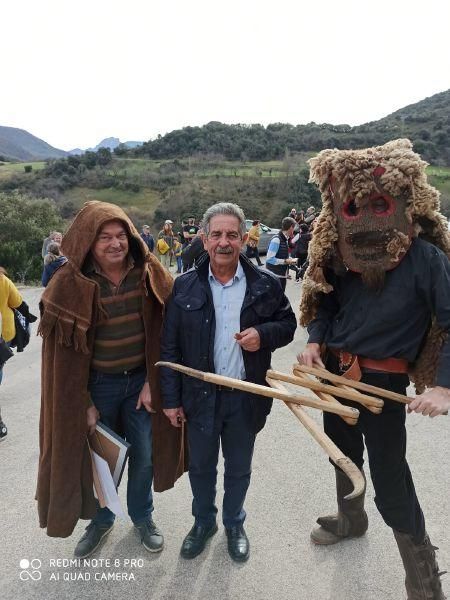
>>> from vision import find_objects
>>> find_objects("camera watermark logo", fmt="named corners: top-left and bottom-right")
top-left (19, 559), bottom-right (42, 581)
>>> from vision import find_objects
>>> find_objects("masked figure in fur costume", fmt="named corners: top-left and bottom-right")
top-left (298, 139), bottom-right (449, 600)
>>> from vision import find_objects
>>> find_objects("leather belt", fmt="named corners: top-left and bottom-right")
top-left (216, 385), bottom-right (240, 393)
top-left (329, 348), bottom-right (408, 374)
top-left (358, 356), bottom-right (408, 373)
top-left (90, 364), bottom-right (146, 378)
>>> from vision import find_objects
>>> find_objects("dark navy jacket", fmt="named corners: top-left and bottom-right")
top-left (160, 253), bottom-right (297, 434)
top-left (41, 256), bottom-right (68, 287)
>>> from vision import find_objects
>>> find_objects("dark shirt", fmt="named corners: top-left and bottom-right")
top-left (183, 224), bottom-right (199, 242)
top-left (294, 232), bottom-right (312, 257)
top-left (181, 236), bottom-right (205, 268)
top-left (307, 238), bottom-right (450, 387)
top-left (140, 232), bottom-right (154, 252)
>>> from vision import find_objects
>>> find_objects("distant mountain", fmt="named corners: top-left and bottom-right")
top-left (68, 138), bottom-right (143, 155)
top-left (88, 137), bottom-right (121, 152)
top-left (67, 148), bottom-right (84, 156)
top-left (0, 126), bottom-right (67, 161)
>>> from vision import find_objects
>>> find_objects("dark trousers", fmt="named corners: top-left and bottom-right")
top-left (88, 367), bottom-right (153, 526)
top-left (245, 245), bottom-right (263, 266)
top-left (324, 363), bottom-right (425, 543)
top-left (187, 390), bottom-right (256, 528)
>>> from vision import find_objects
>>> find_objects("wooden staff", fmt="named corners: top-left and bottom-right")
top-left (293, 364), bottom-right (410, 405)
top-left (155, 361), bottom-right (360, 421)
top-left (266, 377), bottom-right (365, 500)
top-left (267, 369), bottom-right (383, 413)
top-left (278, 369), bottom-right (358, 425)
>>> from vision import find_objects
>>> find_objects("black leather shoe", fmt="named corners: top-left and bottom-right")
top-left (226, 524), bottom-right (250, 562)
top-left (135, 519), bottom-right (164, 553)
top-left (74, 522), bottom-right (114, 558)
top-left (180, 523), bottom-right (218, 559)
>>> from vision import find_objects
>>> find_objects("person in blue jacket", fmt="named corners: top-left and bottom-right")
top-left (42, 242), bottom-right (67, 287)
top-left (160, 202), bottom-right (296, 563)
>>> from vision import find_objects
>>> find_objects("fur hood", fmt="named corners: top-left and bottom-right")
top-left (300, 139), bottom-right (450, 392)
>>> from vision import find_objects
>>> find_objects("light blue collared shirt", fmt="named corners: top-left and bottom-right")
top-left (208, 262), bottom-right (247, 380)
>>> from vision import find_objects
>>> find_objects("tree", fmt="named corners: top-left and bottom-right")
top-left (96, 147), bottom-right (112, 166)
top-left (0, 192), bottom-right (63, 282)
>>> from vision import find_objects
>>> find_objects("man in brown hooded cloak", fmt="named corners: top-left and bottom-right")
top-left (37, 201), bottom-right (186, 557)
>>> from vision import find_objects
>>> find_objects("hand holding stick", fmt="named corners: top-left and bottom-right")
top-left (293, 364), bottom-right (410, 405)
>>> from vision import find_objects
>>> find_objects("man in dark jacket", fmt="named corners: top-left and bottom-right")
top-left (265, 217), bottom-right (298, 291)
top-left (140, 225), bottom-right (155, 252)
top-left (160, 202), bottom-right (296, 563)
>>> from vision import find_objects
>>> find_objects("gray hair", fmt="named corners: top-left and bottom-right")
top-left (202, 202), bottom-right (246, 237)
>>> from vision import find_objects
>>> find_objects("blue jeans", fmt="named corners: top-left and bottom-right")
top-left (88, 367), bottom-right (153, 526)
top-left (0, 340), bottom-right (12, 387)
top-left (187, 390), bottom-right (256, 529)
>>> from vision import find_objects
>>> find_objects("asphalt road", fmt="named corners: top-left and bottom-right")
top-left (1, 281), bottom-right (448, 600)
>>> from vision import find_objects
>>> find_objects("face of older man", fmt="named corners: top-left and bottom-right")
top-left (92, 219), bottom-right (129, 271)
top-left (203, 215), bottom-right (247, 276)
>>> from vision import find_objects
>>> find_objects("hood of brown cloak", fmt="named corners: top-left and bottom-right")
top-left (62, 200), bottom-right (147, 271)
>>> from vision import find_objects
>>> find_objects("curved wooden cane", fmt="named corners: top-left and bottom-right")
top-left (266, 376), bottom-right (365, 500)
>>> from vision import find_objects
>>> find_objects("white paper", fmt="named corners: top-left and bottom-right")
top-left (91, 450), bottom-right (126, 519)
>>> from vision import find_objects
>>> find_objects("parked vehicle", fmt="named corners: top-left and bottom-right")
top-left (245, 220), bottom-right (279, 254)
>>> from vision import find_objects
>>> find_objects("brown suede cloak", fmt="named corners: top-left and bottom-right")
top-left (37, 201), bottom-right (187, 538)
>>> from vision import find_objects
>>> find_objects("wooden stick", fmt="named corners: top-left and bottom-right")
top-left (266, 377), bottom-right (365, 500)
top-left (267, 369), bottom-right (383, 413)
top-left (293, 364), bottom-right (411, 405)
top-left (334, 381), bottom-right (384, 415)
top-left (286, 369), bottom-right (358, 425)
top-left (156, 361), bottom-right (359, 421)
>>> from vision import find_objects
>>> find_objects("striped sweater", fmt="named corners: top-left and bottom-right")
top-left (88, 264), bottom-right (146, 373)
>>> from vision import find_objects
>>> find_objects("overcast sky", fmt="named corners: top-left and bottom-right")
top-left (2, 0), bottom-right (449, 151)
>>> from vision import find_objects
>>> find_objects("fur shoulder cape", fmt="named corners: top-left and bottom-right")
top-left (300, 140), bottom-right (450, 393)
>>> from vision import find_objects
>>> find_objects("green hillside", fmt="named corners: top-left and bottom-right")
top-left (123, 90), bottom-right (450, 167)
top-left (1, 155), bottom-right (448, 231)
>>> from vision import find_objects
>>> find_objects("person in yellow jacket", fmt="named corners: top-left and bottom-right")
top-left (0, 267), bottom-right (23, 440)
top-left (245, 220), bottom-right (263, 266)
